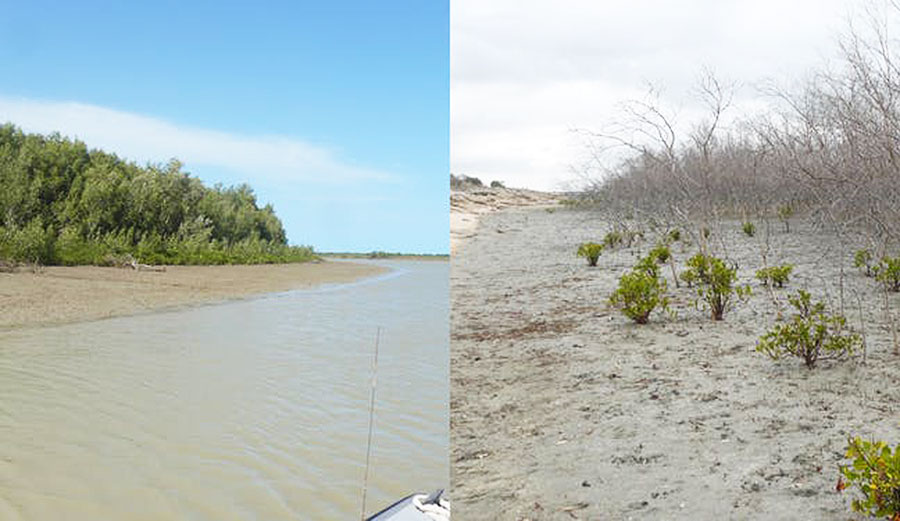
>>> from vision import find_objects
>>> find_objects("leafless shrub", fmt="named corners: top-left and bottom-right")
top-left (579, 5), bottom-right (900, 283)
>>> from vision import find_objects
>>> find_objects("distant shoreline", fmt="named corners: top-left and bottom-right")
top-left (0, 260), bottom-right (387, 330)
top-left (320, 252), bottom-right (449, 261)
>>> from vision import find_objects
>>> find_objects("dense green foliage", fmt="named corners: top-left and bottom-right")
top-left (609, 257), bottom-right (669, 324)
top-left (840, 436), bottom-right (900, 519)
top-left (576, 242), bottom-right (604, 266)
top-left (756, 290), bottom-right (859, 368)
top-left (0, 124), bottom-right (314, 265)
top-left (755, 264), bottom-right (793, 288)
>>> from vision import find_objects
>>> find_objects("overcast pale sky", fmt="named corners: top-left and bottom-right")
top-left (452, 0), bottom-right (875, 191)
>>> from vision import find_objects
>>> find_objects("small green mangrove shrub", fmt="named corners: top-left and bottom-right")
top-left (839, 436), bottom-right (900, 519)
top-left (689, 253), bottom-right (749, 321)
top-left (756, 290), bottom-right (859, 368)
top-left (609, 261), bottom-right (669, 324)
top-left (755, 264), bottom-right (794, 288)
top-left (633, 257), bottom-right (658, 278)
top-left (603, 231), bottom-right (623, 249)
top-left (875, 256), bottom-right (900, 292)
top-left (576, 242), bottom-right (604, 267)
top-left (680, 269), bottom-right (698, 288)
top-left (648, 244), bottom-right (671, 264)
top-left (634, 249), bottom-right (667, 279)
top-left (701, 226), bottom-right (711, 240)
top-left (778, 204), bottom-right (794, 232)
top-left (668, 229), bottom-right (681, 242)
top-left (742, 222), bottom-right (756, 237)
top-left (681, 252), bottom-right (712, 286)
top-left (855, 248), bottom-right (875, 277)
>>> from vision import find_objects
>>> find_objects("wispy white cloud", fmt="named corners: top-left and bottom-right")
top-left (452, 0), bottom-right (860, 191)
top-left (0, 95), bottom-right (394, 184)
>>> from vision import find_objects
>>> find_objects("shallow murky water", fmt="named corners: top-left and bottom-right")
top-left (0, 260), bottom-right (448, 520)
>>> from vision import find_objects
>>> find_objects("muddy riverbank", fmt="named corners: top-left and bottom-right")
top-left (0, 261), bottom-right (386, 329)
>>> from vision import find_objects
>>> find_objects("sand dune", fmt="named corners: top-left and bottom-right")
top-left (450, 185), bottom-right (560, 254)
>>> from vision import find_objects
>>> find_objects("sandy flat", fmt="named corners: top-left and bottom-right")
top-left (450, 186), bottom-right (560, 255)
top-left (451, 206), bottom-right (900, 520)
top-left (0, 261), bottom-right (387, 329)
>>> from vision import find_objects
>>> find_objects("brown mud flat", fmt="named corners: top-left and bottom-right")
top-left (0, 261), bottom-right (387, 330)
top-left (451, 206), bottom-right (900, 520)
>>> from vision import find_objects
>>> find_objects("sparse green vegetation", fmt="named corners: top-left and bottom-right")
top-left (839, 436), bottom-right (900, 519)
top-left (648, 243), bottom-right (671, 265)
top-left (634, 254), bottom-right (661, 278)
top-left (603, 231), bottom-right (623, 249)
top-left (742, 222), bottom-right (756, 237)
top-left (855, 248), bottom-right (875, 277)
top-left (576, 242), bottom-right (604, 267)
top-left (680, 269), bottom-right (698, 288)
top-left (756, 289), bottom-right (859, 368)
top-left (623, 229), bottom-right (643, 247)
top-left (682, 252), bottom-right (712, 286)
top-left (668, 229), bottom-right (681, 242)
top-left (755, 264), bottom-right (794, 288)
top-left (559, 12), bottom-right (900, 519)
top-left (778, 204), bottom-right (794, 232)
top-left (875, 256), bottom-right (900, 292)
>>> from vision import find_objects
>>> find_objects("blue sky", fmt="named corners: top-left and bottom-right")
top-left (0, 1), bottom-right (448, 253)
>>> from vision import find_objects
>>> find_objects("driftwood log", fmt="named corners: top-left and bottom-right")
top-left (129, 259), bottom-right (166, 272)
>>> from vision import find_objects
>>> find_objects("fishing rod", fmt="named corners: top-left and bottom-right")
top-left (360, 326), bottom-right (381, 521)
top-left (358, 326), bottom-right (451, 520)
